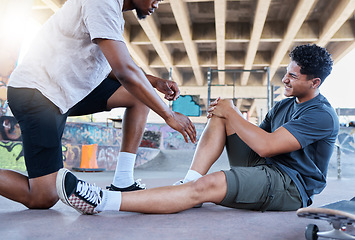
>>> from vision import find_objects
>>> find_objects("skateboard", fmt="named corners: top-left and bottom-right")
top-left (297, 198), bottom-right (355, 239)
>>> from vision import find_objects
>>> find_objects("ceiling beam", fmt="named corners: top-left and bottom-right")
top-left (214, 0), bottom-right (226, 85)
top-left (262, 0), bottom-right (316, 85)
top-left (241, 0), bottom-right (271, 86)
top-left (170, 0), bottom-right (204, 85)
top-left (316, 0), bottom-right (355, 47)
top-left (332, 41), bottom-right (355, 64)
top-left (137, 13), bottom-right (183, 85)
top-left (123, 24), bottom-right (158, 76)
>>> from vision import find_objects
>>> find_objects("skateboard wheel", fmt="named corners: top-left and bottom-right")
top-left (305, 224), bottom-right (319, 240)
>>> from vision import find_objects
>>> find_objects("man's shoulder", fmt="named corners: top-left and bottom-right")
top-left (308, 94), bottom-right (338, 119)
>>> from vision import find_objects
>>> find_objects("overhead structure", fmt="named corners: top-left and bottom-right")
top-left (28, 0), bottom-right (355, 120)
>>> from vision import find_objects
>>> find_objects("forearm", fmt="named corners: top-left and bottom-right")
top-left (145, 74), bottom-right (159, 88)
top-left (115, 68), bottom-right (172, 121)
top-left (98, 39), bottom-right (181, 127)
top-left (224, 109), bottom-right (272, 157)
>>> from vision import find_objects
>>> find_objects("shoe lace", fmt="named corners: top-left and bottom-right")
top-left (135, 179), bottom-right (146, 189)
top-left (76, 181), bottom-right (102, 206)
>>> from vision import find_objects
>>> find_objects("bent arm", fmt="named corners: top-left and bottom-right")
top-left (227, 111), bottom-right (301, 157)
top-left (209, 99), bottom-right (301, 157)
top-left (97, 39), bottom-right (172, 120)
top-left (97, 39), bottom-right (196, 143)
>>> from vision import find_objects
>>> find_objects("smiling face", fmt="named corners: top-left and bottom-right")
top-left (133, 0), bottom-right (161, 19)
top-left (282, 61), bottom-right (320, 103)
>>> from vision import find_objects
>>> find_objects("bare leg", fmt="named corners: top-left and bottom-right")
top-left (0, 169), bottom-right (58, 209)
top-left (120, 171), bottom-right (227, 213)
top-left (107, 86), bottom-right (150, 154)
top-left (189, 116), bottom-right (234, 175)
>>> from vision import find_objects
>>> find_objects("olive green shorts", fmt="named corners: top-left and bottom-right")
top-left (219, 134), bottom-right (302, 211)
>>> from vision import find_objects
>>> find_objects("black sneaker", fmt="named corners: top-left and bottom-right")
top-left (56, 168), bottom-right (103, 215)
top-left (106, 179), bottom-right (146, 192)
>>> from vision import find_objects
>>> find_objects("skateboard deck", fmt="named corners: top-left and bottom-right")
top-left (297, 199), bottom-right (355, 239)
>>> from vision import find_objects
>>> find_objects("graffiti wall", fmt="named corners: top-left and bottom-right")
top-left (0, 116), bottom-right (21, 141)
top-left (63, 122), bottom-right (163, 149)
top-left (1, 141), bottom-right (161, 173)
top-left (145, 123), bottom-right (205, 150)
top-left (0, 141), bottom-right (25, 172)
top-left (0, 119), bottom-right (167, 172)
top-left (63, 122), bottom-right (122, 146)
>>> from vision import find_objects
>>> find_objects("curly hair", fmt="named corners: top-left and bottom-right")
top-left (289, 44), bottom-right (333, 85)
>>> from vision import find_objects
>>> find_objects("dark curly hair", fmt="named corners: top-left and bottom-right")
top-left (289, 44), bottom-right (333, 85)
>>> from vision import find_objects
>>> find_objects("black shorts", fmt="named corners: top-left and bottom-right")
top-left (220, 133), bottom-right (302, 211)
top-left (7, 77), bottom-right (121, 178)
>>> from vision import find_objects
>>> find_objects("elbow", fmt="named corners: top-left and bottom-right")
top-left (112, 65), bottom-right (139, 84)
top-left (258, 151), bottom-right (274, 158)
top-left (256, 146), bottom-right (275, 158)
top-left (258, 150), bottom-right (269, 158)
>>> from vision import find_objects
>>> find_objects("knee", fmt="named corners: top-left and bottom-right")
top-left (190, 173), bottom-right (227, 203)
top-left (191, 174), bottom-right (219, 195)
top-left (26, 193), bottom-right (59, 209)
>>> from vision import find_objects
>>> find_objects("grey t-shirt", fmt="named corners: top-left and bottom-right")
top-left (260, 94), bottom-right (339, 207)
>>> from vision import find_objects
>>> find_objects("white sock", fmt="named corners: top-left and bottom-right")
top-left (183, 170), bottom-right (202, 183)
top-left (95, 190), bottom-right (122, 212)
top-left (112, 152), bottom-right (136, 188)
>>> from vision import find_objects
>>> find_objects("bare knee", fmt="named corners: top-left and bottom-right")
top-left (26, 193), bottom-right (59, 209)
top-left (190, 172), bottom-right (227, 203)
top-left (24, 172), bottom-right (59, 209)
top-left (192, 175), bottom-right (218, 193)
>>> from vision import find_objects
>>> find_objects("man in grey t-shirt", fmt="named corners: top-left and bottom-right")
top-left (4, 0), bottom-right (196, 209)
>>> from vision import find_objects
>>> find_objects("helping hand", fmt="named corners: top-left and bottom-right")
top-left (155, 79), bottom-right (180, 101)
top-left (165, 111), bottom-right (197, 144)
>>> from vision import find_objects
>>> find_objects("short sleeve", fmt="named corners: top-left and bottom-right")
top-left (259, 101), bottom-right (282, 132)
top-left (82, 0), bottom-right (125, 42)
top-left (283, 108), bottom-right (336, 148)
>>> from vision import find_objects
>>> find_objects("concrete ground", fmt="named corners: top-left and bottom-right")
top-left (1, 149), bottom-right (355, 240)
